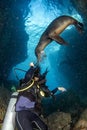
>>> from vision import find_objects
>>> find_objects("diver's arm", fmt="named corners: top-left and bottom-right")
top-left (51, 88), bottom-right (58, 94)
top-left (51, 87), bottom-right (67, 94)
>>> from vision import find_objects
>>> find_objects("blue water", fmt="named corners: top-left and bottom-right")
top-left (9, 0), bottom-right (82, 90)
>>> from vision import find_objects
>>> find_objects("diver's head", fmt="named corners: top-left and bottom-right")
top-left (34, 76), bottom-right (39, 81)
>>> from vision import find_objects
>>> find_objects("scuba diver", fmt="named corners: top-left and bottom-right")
top-left (15, 62), bottom-right (48, 130)
top-left (15, 62), bottom-right (66, 130)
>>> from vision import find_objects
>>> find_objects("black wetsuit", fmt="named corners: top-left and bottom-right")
top-left (15, 66), bottom-right (48, 130)
top-left (16, 110), bottom-right (48, 130)
top-left (15, 91), bottom-right (48, 130)
top-left (15, 65), bottom-right (58, 130)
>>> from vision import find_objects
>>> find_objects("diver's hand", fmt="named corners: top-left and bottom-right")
top-left (58, 87), bottom-right (67, 92)
top-left (29, 62), bottom-right (34, 67)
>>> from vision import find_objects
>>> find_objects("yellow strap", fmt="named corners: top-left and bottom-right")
top-left (17, 80), bottom-right (34, 92)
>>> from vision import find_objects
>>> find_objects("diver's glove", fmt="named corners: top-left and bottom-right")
top-left (58, 87), bottom-right (67, 92)
top-left (29, 62), bottom-right (35, 67)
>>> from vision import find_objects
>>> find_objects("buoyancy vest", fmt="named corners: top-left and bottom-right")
top-left (15, 95), bottom-right (35, 111)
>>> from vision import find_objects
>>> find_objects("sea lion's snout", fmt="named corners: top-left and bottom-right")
top-left (37, 53), bottom-right (41, 62)
top-left (35, 49), bottom-right (46, 62)
top-left (35, 48), bottom-right (41, 62)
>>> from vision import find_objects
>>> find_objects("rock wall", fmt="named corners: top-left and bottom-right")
top-left (71, 0), bottom-right (87, 26)
top-left (0, 0), bottom-right (29, 85)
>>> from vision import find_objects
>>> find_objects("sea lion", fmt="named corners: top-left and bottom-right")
top-left (35, 15), bottom-right (84, 61)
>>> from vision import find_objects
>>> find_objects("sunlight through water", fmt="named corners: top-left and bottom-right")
top-left (9, 0), bottom-right (83, 89)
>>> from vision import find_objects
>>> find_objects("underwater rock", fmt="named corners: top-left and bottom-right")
top-left (73, 120), bottom-right (87, 130)
top-left (41, 89), bottom-right (87, 130)
top-left (73, 109), bottom-right (87, 130)
top-left (44, 111), bottom-right (71, 130)
top-left (71, 0), bottom-right (87, 26)
top-left (0, 0), bottom-right (29, 84)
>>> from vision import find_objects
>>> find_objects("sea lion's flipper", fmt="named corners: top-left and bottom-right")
top-left (51, 35), bottom-right (68, 45)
